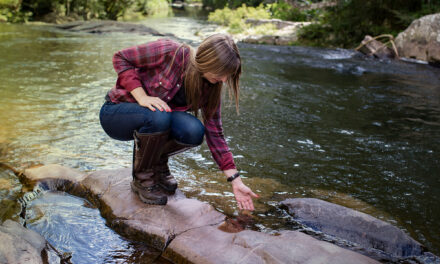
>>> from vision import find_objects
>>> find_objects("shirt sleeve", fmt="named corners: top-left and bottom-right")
top-left (112, 39), bottom-right (173, 92)
top-left (203, 100), bottom-right (236, 171)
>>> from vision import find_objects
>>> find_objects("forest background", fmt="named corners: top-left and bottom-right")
top-left (1, 0), bottom-right (439, 48)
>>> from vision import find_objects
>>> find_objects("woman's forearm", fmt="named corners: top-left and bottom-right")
top-left (130, 87), bottom-right (149, 102)
top-left (223, 169), bottom-right (238, 179)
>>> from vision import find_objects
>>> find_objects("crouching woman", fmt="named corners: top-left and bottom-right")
top-left (99, 33), bottom-right (258, 211)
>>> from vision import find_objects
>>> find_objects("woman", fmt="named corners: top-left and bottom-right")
top-left (99, 33), bottom-right (258, 211)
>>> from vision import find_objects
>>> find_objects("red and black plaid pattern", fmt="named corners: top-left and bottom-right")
top-left (107, 39), bottom-right (235, 171)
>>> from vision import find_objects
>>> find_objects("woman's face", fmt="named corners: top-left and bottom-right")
top-left (203, 72), bottom-right (228, 84)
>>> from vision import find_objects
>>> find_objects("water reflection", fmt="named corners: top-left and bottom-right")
top-left (26, 191), bottom-right (169, 264)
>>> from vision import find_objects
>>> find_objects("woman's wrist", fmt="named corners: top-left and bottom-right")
top-left (223, 169), bottom-right (242, 184)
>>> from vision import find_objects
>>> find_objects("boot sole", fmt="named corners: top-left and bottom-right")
top-left (131, 182), bottom-right (167, 205)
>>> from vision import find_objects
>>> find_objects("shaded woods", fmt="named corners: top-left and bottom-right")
top-left (298, 0), bottom-right (440, 48)
top-left (0, 0), bottom-right (166, 22)
top-left (1, 0), bottom-right (439, 48)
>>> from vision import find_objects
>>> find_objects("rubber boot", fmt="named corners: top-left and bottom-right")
top-left (131, 130), bottom-right (169, 205)
top-left (155, 139), bottom-right (198, 193)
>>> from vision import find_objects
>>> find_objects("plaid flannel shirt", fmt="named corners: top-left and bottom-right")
top-left (107, 39), bottom-right (236, 171)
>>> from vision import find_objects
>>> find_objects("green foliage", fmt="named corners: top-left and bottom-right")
top-left (227, 0), bottom-right (264, 9)
top-left (208, 4), bottom-right (271, 34)
top-left (298, 0), bottom-right (440, 48)
top-left (208, 4), bottom-right (269, 25)
top-left (101, 0), bottom-right (135, 20)
top-left (122, 0), bottom-right (172, 20)
top-left (251, 23), bottom-right (277, 35)
top-left (269, 1), bottom-right (306, 21)
top-left (268, 0), bottom-right (322, 22)
top-left (142, 0), bottom-right (171, 17)
top-left (202, 0), bottom-right (226, 10)
top-left (0, 0), bottom-right (20, 8)
top-left (202, 0), bottom-right (264, 11)
top-left (4, 0), bottom-right (176, 22)
top-left (0, 0), bottom-right (32, 22)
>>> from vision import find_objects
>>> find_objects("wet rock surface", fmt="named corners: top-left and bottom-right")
top-left (0, 220), bottom-right (61, 264)
top-left (164, 226), bottom-right (379, 264)
top-left (280, 198), bottom-right (425, 259)
top-left (54, 20), bottom-right (174, 36)
top-left (21, 164), bottom-right (381, 264)
top-left (395, 13), bottom-right (440, 66)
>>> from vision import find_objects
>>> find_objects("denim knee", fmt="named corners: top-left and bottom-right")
top-left (139, 110), bottom-right (171, 133)
top-left (171, 112), bottom-right (205, 145)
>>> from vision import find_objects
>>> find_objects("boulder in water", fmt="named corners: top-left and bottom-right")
top-left (395, 13), bottom-right (440, 66)
top-left (280, 198), bottom-right (424, 258)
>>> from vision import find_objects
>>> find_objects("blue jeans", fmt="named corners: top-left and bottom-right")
top-left (99, 102), bottom-right (205, 145)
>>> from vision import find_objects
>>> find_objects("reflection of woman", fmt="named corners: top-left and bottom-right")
top-left (99, 34), bottom-right (258, 210)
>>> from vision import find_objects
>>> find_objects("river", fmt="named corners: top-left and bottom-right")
top-left (0, 12), bottom-right (439, 263)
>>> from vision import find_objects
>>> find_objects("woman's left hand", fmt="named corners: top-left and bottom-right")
top-left (231, 178), bottom-right (259, 211)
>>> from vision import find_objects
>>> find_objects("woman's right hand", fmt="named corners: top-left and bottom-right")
top-left (138, 96), bottom-right (171, 112)
top-left (130, 87), bottom-right (171, 112)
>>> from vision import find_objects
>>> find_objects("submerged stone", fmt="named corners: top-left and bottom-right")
top-left (280, 198), bottom-right (424, 258)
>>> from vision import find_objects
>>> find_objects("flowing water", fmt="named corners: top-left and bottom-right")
top-left (0, 13), bottom-right (439, 263)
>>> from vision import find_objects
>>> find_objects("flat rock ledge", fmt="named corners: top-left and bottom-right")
top-left (20, 164), bottom-right (380, 264)
top-left (53, 20), bottom-right (172, 36)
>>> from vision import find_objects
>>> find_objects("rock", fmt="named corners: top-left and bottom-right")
top-left (164, 226), bottom-right (379, 264)
top-left (24, 164), bottom-right (86, 183)
top-left (22, 165), bottom-right (381, 263)
top-left (0, 220), bottom-right (50, 264)
top-left (357, 35), bottom-right (397, 59)
top-left (240, 21), bottom-right (312, 45)
top-left (24, 164), bottom-right (87, 196)
top-left (23, 166), bottom-right (226, 250)
top-left (54, 20), bottom-right (172, 36)
top-left (395, 13), bottom-right (440, 66)
top-left (280, 198), bottom-right (424, 258)
top-left (245, 18), bottom-right (298, 30)
top-left (83, 168), bottom-right (225, 249)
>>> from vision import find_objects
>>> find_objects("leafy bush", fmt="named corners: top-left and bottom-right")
top-left (251, 23), bottom-right (277, 35)
top-left (0, 0), bottom-right (32, 22)
top-left (208, 6), bottom-right (233, 25)
top-left (202, 0), bottom-right (264, 10)
top-left (144, 0), bottom-right (171, 17)
top-left (208, 4), bottom-right (271, 34)
top-left (208, 4), bottom-right (270, 25)
top-left (0, 0), bottom-right (20, 8)
top-left (270, 1), bottom-right (305, 21)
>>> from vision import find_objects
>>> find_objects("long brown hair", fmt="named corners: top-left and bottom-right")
top-left (182, 33), bottom-right (241, 120)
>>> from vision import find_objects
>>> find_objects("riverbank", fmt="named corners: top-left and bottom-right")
top-left (27, 9), bottom-right (440, 66)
